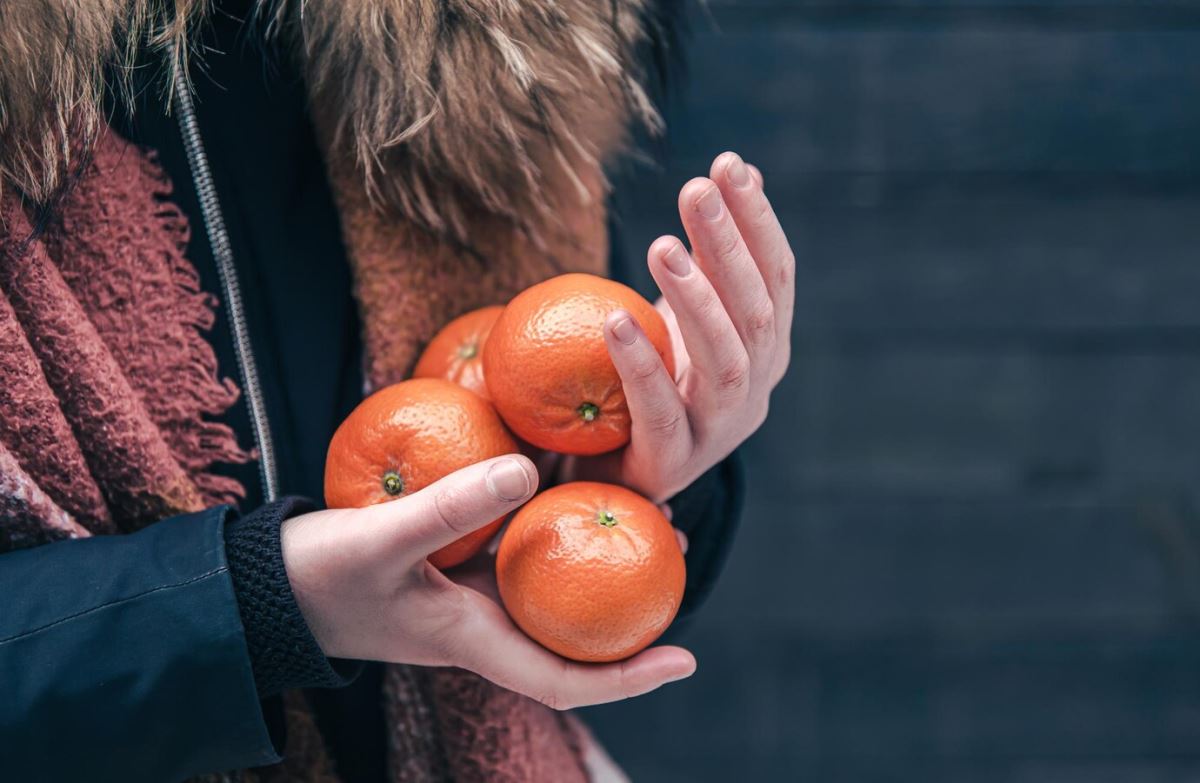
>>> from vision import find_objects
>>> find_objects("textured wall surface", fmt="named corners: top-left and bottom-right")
top-left (585, 1), bottom-right (1200, 780)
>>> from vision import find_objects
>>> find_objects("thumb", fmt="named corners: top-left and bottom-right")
top-left (362, 454), bottom-right (538, 561)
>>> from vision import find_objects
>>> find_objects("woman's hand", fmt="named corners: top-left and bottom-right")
top-left (280, 454), bottom-right (696, 710)
top-left (568, 152), bottom-right (793, 502)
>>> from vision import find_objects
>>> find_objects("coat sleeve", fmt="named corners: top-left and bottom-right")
top-left (0, 506), bottom-right (281, 781)
top-left (669, 452), bottom-right (746, 617)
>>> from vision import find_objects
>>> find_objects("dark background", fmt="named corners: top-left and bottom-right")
top-left (584, 1), bottom-right (1200, 780)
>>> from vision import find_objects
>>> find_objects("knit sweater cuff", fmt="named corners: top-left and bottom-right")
top-left (223, 497), bottom-right (361, 698)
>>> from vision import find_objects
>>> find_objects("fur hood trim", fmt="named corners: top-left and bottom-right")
top-left (0, 0), bottom-right (667, 242)
top-left (264, 0), bottom-right (663, 243)
top-left (0, 0), bottom-right (203, 203)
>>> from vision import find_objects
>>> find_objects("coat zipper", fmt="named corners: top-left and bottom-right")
top-left (172, 67), bottom-right (281, 503)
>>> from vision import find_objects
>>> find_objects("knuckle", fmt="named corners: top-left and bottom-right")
top-left (712, 229), bottom-right (743, 261)
top-left (614, 657), bottom-right (657, 702)
top-left (618, 662), bottom-right (637, 700)
top-left (629, 356), bottom-right (662, 383)
top-left (692, 290), bottom-right (726, 323)
top-left (777, 250), bottom-right (796, 288)
top-left (536, 658), bottom-right (584, 711)
top-left (647, 409), bottom-right (686, 441)
top-left (432, 483), bottom-right (476, 534)
top-left (534, 688), bottom-right (566, 711)
top-left (744, 305), bottom-right (775, 348)
top-left (715, 357), bottom-right (750, 395)
top-left (752, 197), bottom-right (775, 228)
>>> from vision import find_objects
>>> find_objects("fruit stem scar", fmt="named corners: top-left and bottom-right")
top-left (578, 402), bottom-right (600, 422)
top-left (597, 509), bottom-right (618, 528)
top-left (457, 342), bottom-right (478, 359)
top-left (382, 470), bottom-right (404, 496)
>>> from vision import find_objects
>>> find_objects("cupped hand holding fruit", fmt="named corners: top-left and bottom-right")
top-left (298, 149), bottom-right (789, 696)
top-left (573, 153), bottom-right (792, 501)
top-left (284, 454), bottom-right (697, 709)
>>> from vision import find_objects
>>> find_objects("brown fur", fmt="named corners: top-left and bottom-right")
top-left (0, 0), bottom-right (203, 203)
top-left (0, 0), bottom-right (660, 244)
top-left (263, 0), bottom-right (660, 244)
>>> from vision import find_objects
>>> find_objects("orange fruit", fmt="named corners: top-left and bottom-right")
top-left (496, 481), bottom-right (686, 662)
top-left (413, 305), bottom-right (504, 400)
top-left (324, 378), bottom-right (518, 569)
top-left (483, 273), bottom-right (674, 455)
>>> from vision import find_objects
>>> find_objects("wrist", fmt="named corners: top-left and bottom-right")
top-left (278, 508), bottom-right (352, 659)
top-left (225, 499), bottom-right (361, 697)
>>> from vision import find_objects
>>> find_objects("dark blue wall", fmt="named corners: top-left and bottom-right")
top-left (584, 2), bottom-right (1200, 780)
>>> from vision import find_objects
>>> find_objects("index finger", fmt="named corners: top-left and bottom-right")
top-left (710, 153), bottom-right (794, 355)
top-left (604, 309), bottom-right (692, 470)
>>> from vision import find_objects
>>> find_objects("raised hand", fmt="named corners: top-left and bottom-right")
top-left (569, 152), bottom-right (793, 502)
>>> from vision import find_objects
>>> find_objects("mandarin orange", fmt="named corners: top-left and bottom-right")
top-left (483, 273), bottom-right (674, 456)
top-left (413, 305), bottom-right (504, 400)
top-left (496, 481), bottom-right (686, 662)
top-left (324, 378), bottom-right (518, 569)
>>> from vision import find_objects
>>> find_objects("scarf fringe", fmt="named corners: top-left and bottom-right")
top-left (44, 136), bottom-right (254, 510)
top-left (140, 151), bottom-right (255, 507)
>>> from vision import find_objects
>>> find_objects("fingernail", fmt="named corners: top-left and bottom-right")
top-left (487, 459), bottom-right (531, 501)
top-left (662, 243), bottom-right (690, 277)
top-left (696, 186), bottom-right (722, 221)
top-left (611, 314), bottom-right (639, 345)
top-left (727, 154), bottom-right (750, 188)
top-left (667, 662), bottom-right (697, 682)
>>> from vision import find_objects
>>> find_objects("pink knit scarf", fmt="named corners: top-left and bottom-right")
top-left (0, 128), bottom-right (610, 782)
